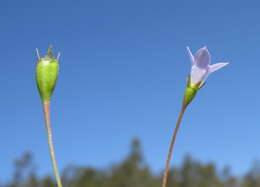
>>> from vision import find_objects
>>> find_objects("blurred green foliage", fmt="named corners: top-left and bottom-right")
top-left (2, 138), bottom-right (259, 187)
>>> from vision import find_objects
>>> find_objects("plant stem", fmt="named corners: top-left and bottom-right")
top-left (43, 101), bottom-right (63, 187)
top-left (162, 104), bottom-right (187, 187)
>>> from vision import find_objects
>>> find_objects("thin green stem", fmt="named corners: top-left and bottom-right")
top-left (43, 101), bottom-right (63, 187)
top-left (162, 104), bottom-right (187, 187)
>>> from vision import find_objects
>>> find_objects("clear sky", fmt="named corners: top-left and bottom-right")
top-left (1, 0), bottom-right (260, 181)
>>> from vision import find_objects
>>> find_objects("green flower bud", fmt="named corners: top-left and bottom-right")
top-left (36, 46), bottom-right (60, 102)
top-left (182, 76), bottom-right (202, 107)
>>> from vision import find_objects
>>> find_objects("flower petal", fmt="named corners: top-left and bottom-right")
top-left (190, 65), bottom-right (209, 86)
top-left (209, 62), bottom-right (229, 73)
top-left (186, 46), bottom-right (195, 65)
top-left (195, 47), bottom-right (211, 69)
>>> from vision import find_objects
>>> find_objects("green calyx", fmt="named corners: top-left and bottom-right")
top-left (36, 46), bottom-right (60, 102)
top-left (182, 76), bottom-right (201, 107)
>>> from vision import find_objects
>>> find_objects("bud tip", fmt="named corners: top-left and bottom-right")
top-left (46, 45), bottom-right (54, 59)
top-left (36, 48), bottom-right (40, 60)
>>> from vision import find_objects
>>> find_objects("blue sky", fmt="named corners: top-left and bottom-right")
top-left (1, 0), bottom-right (260, 181)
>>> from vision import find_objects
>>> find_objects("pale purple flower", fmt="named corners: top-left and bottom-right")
top-left (187, 46), bottom-right (229, 87)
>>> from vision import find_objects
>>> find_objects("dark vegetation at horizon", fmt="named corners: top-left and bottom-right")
top-left (2, 138), bottom-right (260, 187)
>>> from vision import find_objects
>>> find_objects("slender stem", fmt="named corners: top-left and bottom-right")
top-left (43, 101), bottom-right (63, 187)
top-left (162, 104), bottom-right (187, 187)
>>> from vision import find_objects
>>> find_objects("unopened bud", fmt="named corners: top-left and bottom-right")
top-left (36, 46), bottom-right (59, 102)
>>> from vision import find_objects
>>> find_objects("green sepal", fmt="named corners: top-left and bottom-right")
top-left (182, 76), bottom-right (201, 107)
top-left (36, 46), bottom-right (59, 102)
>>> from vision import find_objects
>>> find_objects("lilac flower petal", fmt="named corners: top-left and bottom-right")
top-left (190, 65), bottom-right (209, 86)
top-left (209, 62), bottom-right (229, 73)
top-left (186, 46), bottom-right (195, 65)
top-left (200, 71), bottom-right (211, 85)
top-left (194, 47), bottom-right (211, 69)
top-left (187, 46), bottom-right (228, 87)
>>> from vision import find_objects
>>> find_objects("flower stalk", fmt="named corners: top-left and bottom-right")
top-left (162, 77), bottom-right (197, 187)
top-left (161, 103), bottom-right (187, 187)
top-left (43, 101), bottom-right (63, 187)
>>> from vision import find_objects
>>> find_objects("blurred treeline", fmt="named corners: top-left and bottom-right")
top-left (2, 138), bottom-right (260, 187)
